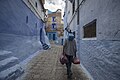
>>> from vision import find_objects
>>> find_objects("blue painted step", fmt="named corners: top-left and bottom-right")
top-left (0, 57), bottom-right (19, 72)
top-left (42, 43), bottom-right (49, 50)
top-left (0, 64), bottom-right (24, 80)
top-left (0, 50), bottom-right (24, 80)
top-left (0, 51), bottom-right (12, 61)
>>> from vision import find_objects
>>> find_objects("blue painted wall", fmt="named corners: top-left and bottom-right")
top-left (0, 0), bottom-right (44, 61)
top-left (78, 0), bottom-right (120, 80)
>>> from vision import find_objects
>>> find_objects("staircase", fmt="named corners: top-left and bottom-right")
top-left (0, 50), bottom-right (24, 80)
top-left (42, 43), bottom-right (50, 50)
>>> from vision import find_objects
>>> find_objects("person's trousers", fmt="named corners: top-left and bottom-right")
top-left (65, 55), bottom-right (73, 76)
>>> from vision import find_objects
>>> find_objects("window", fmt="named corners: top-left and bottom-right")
top-left (72, 0), bottom-right (75, 14)
top-left (35, 23), bottom-right (37, 34)
top-left (52, 17), bottom-right (56, 22)
top-left (53, 34), bottom-right (56, 40)
top-left (35, 2), bottom-right (37, 8)
top-left (26, 16), bottom-right (28, 23)
top-left (35, 23), bottom-right (37, 28)
top-left (52, 23), bottom-right (56, 29)
top-left (83, 19), bottom-right (96, 38)
top-left (49, 34), bottom-right (51, 40)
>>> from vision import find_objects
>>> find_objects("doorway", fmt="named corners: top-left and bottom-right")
top-left (53, 34), bottom-right (55, 40)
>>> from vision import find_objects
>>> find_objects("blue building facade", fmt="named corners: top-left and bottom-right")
top-left (47, 32), bottom-right (57, 41)
top-left (64, 0), bottom-right (120, 80)
top-left (46, 10), bottom-right (62, 42)
top-left (0, 0), bottom-right (49, 79)
top-left (0, 0), bottom-right (46, 63)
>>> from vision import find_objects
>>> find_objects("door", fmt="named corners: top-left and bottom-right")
top-left (40, 28), bottom-right (43, 43)
top-left (53, 34), bottom-right (55, 40)
top-left (49, 34), bottom-right (51, 40)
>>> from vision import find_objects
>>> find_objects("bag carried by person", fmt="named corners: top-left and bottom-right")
top-left (72, 57), bottom-right (80, 64)
top-left (59, 53), bottom-right (68, 65)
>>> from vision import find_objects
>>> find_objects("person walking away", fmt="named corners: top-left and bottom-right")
top-left (63, 32), bottom-right (77, 78)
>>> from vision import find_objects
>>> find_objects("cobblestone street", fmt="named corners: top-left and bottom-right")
top-left (21, 45), bottom-right (89, 80)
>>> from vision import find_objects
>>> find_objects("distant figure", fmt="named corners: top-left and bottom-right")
top-left (63, 32), bottom-right (77, 78)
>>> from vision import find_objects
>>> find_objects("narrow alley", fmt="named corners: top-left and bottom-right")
top-left (21, 45), bottom-right (89, 80)
top-left (0, 0), bottom-right (120, 80)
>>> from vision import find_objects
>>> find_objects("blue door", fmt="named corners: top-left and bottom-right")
top-left (49, 34), bottom-right (51, 40)
top-left (61, 39), bottom-right (63, 45)
top-left (40, 28), bottom-right (43, 44)
top-left (53, 34), bottom-right (55, 40)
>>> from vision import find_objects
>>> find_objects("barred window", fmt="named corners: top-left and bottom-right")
top-left (26, 16), bottom-right (28, 23)
top-left (52, 17), bottom-right (56, 22)
top-left (83, 19), bottom-right (96, 38)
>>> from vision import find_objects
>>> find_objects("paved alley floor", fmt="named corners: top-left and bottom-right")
top-left (22, 45), bottom-right (90, 80)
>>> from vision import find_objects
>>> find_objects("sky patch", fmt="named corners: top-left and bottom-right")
top-left (44, 0), bottom-right (65, 18)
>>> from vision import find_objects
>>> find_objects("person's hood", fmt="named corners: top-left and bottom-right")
top-left (68, 33), bottom-right (74, 41)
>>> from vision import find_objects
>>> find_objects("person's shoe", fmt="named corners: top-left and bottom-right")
top-left (67, 72), bottom-right (72, 79)
top-left (67, 71), bottom-right (72, 75)
top-left (67, 74), bottom-right (72, 79)
top-left (70, 72), bottom-right (72, 75)
top-left (67, 75), bottom-right (72, 80)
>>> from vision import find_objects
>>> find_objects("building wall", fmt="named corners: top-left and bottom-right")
top-left (0, 0), bottom-right (45, 61)
top-left (66, 1), bottom-right (72, 25)
top-left (23, 0), bottom-right (45, 20)
top-left (79, 0), bottom-right (120, 40)
top-left (46, 11), bottom-right (62, 31)
top-left (46, 10), bottom-right (63, 41)
top-left (64, 0), bottom-right (120, 80)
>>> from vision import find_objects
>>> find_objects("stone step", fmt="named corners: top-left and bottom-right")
top-left (0, 50), bottom-right (12, 61)
top-left (43, 44), bottom-right (49, 50)
top-left (0, 57), bottom-right (19, 72)
top-left (0, 64), bottom-right (24, 80)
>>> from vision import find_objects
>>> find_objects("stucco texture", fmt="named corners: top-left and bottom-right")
top-left (79, 0), bottom-right (120, 80)
top-left (0, 0), bottom-right (44, 61)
